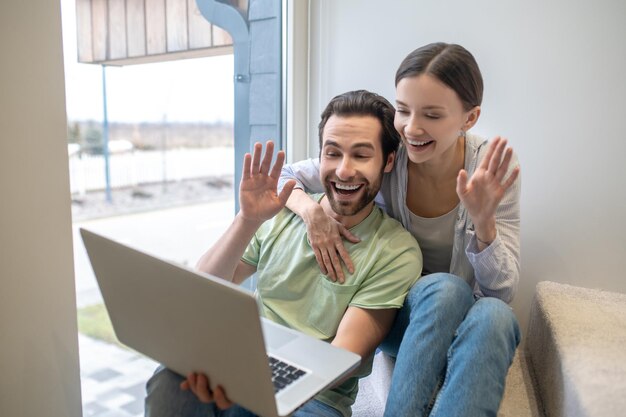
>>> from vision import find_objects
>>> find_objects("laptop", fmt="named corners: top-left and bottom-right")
top-left (80, 228), bottom-right (361, 417)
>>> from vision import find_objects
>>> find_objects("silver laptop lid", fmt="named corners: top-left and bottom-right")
top-left (80, 228), bottom-right (279, 417)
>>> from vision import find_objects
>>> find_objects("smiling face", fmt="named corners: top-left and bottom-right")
top-left (394, 74), bottom-right (480, 167)
top-left (320, 115), bottom-right (394, 223)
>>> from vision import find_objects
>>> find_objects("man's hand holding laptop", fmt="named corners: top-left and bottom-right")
top-left (181, 372), bottom-right (232, 409)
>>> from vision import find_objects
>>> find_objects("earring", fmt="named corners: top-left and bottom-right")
top-left (459, 130), bottom-right (466, 138)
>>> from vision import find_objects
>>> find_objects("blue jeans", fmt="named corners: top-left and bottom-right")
top-left (144, 366), bottom-right (342, 417)
top-left (380, 273), bottom-right (521, 417)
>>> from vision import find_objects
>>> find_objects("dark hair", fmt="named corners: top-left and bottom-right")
top-left (395, 43), bottom-right (483, 111)
top-left (318, 90), bottom-right (400, 162)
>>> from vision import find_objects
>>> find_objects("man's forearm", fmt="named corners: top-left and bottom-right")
top-left (196, 213), bottom-right (262, 282)
top-left (331, 307), bottom-right (396, 359)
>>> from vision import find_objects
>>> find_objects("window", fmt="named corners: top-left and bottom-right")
top-left (63, 1), bottom-right (283, 416)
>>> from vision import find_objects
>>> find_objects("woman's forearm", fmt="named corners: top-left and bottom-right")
top-left (285, 188), bottom-right (324, 223)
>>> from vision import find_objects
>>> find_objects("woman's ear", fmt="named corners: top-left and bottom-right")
top-left (383, 152), bottom-right (395, 173)
top-left (463, 106), bottom-right (481, 131)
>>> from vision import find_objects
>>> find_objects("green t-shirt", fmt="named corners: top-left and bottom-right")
top-left (241, 195), bottom-right (422, 417)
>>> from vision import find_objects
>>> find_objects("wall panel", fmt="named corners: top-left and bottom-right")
top-left (91, 0), bottom-right (108, 61)
top-left (126, 0), bottom-right (147, 57)
top-left (166, 0), bottom-right (188, 52)
top-left (76, 0), bottom-right (94, 62)
top-left (108, 0), bottom-right (127, 59)
top-left (188, 0), bottom-right (212, 49)
top-left (145, 0), bottom-right (167, 55)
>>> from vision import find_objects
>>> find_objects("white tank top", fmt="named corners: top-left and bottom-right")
top-left (408, 204), bottom-right (459, 275)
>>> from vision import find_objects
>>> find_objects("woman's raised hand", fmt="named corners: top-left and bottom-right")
top-left (456, 136), bottom-right (520, 244)
top-left (303, 203), bottom-right (360, 284)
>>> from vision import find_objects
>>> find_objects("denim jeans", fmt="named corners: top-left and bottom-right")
top-left (144, 366), bottom-right (343, 417)
top-left (380, 273), bottom-right (521, 417)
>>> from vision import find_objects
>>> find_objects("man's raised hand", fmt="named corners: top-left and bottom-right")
top-left (239, 141), bottom-right (296, 223)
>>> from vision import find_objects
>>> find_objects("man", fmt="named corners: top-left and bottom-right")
top-left (145, 90), bottom-right (422, 417)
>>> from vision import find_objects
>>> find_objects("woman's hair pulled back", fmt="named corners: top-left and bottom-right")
top-left (395, 42), bottom-right (483, 111)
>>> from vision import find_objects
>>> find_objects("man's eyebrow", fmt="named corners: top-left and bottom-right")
top-left (323, 140), bottom-right (375, 151)
top-left (351, 142), bottom-right (376, 151)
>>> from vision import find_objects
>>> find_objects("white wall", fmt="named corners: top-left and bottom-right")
top-left (305, 0), bottom-right (626, 333)
top-left (0, 1), bottom-right (82, 416)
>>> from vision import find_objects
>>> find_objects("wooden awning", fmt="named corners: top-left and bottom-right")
top-left (75, 0), bottom-right (246, 65)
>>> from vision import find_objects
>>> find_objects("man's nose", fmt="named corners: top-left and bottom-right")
top-left (336, 157), bottom-right (356, 180)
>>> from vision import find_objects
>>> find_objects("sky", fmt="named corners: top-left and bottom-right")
top-left (60, 0), bottom-right (234, 124)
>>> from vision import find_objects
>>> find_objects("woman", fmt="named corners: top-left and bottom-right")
top-left (279, 43), bottom-right (521, 416)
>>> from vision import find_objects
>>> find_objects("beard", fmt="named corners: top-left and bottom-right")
top-left (323, 171), bottom-right (383, 217)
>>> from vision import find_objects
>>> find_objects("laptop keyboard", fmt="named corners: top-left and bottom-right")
top-left (268, 356), bottom-right (307, 393)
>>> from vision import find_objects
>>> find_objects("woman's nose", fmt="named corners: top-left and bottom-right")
top-left (404, 115), bottom-right (425, 136)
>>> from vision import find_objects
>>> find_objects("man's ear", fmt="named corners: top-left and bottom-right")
top-left (463, 106), bottom-right (481, 131)
top-left (383, 152), bottom-right (395, 173)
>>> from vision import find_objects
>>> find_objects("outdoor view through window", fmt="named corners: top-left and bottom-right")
top-left (61, 1), bottom-right (235, 416)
